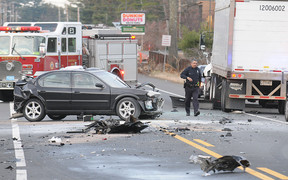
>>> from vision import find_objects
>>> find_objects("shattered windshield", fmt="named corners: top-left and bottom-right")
top-left (0, 36), bottom-right (10, 55)
top-left (12, 36), bottom-right (45, 55)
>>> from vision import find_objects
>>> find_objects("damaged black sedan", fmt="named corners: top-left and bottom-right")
top-left (13, 67), bottom-right (164, 122)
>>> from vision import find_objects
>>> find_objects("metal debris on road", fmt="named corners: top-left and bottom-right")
top-left (225, 132), bottom-right (232, 137)
top-left (222, 128), bottom-right (232, 131)
top-left (48, 137), bottom-right (62, 143)
top-left (191, 155), bottom-right (250, 176)
top-left (219, 117), bottom-right (232, 125)
top-left (5, 165), bottom-right (14, 170)
top-left (67, 116), bottom-right (149, 134)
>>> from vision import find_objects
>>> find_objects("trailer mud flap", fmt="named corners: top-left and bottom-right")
top-left (223, 80), bottom-right (246, 111)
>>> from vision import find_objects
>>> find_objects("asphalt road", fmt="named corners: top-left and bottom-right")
top-left (1, 74), bottom-right (288, 180)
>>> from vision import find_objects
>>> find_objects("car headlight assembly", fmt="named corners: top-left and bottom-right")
top-left (145, 100), bottom-right (153, 110)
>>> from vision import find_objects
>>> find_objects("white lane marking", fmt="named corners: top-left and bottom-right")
top-left (155, 88), bottom-right (184, 98)
top-left (17, 170), bottom-right (27, 180)
top-left (9, 102), bottom-right (27, 180)
top-left (155, 87), bottom-right (288, 125)
top-left (244, 112), bottom-right (288, 125)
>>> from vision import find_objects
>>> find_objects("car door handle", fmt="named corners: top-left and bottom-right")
top-left (39, 90), bottom-right (46, 93)
top-left (74, 91), bottom-right (80, 94)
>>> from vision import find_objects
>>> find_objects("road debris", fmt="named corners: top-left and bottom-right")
top-left (222, 128), bottom-right (232, 131)
top-left (225, 132), bottom-right (232, 137)
top-left (175, 127), bottom-right (190, 132)
top-left (48, 137), bottom-right (62, 143)
top-left (67, 116), bottom-right (148, 134)
top-left (219, 117), bottom-right (232, 125)
top-left (5, 165), bottom-right (14, 170)
top-left (190, 155), bottom-right (250, 176)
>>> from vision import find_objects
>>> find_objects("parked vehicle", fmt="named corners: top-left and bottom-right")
top-left (0, 22), bottom-right (83, 101)
top-left (198, 65), bottom-right (206, 98)
top-left (204, 0), bottom-right (288, 114)
top-left (1, 22), bottom-right (138, 102)
top-left (82, 29), bottom-right (138, 81)
top-left (13, 67), bottom-right (164, 122)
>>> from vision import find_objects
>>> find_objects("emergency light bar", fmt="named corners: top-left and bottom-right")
top-left (0, 26), bottom-right (41, 32)
top-left (94, 34), bottom-right (132, 40)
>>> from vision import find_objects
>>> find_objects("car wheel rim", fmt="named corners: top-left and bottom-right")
top-left (25, 101), bottom-right (42, 120)
top-left (119, 101), bottom-right (135, 118)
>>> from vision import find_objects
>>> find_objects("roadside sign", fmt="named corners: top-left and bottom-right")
top-left (162, 35), bottom-right (171, 47)
top-left (121, 12), bottom-right (146, 25)
top-left (121, 26), bottom-right (145, 33)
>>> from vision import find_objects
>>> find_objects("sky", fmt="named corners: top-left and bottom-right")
top-left (44, 0), bottom-right (69, 7)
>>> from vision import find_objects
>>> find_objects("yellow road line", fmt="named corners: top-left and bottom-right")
top-left (193, 139), bottom-right (215, 147)
top-left (257, 167), bottom-right (288, 180)
top-left (162, 129), bottom-right (274, 180)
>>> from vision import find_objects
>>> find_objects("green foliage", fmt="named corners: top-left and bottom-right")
top-left (178, 26), bottom-right (200, 51)
top-left (18, 3), bottom-right (61, 22)
top-left (178, 25), bottom-right (213, 54)
top-left (69, 0), bottom-right (165, 25)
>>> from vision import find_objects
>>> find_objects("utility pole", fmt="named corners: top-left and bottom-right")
top-left (3, 1), bottom-right (7, 24)
top-left (58, 6), bottom-right (61, 22)
top-left (162, 0), bottom-right (169, 34)
top-left (11, 1), bottom-right (14, 22)
top-left (66, 4), bottom-right (69, 22)
top-left (178, 0), bottom-right (181, 38)
top-left (77, 7), bottom-right (80, 22)
top-left (209, 0), bottom-right (212, 32)
top-left (168, 0), bottom-right (178, 67)
top-left (0, 1), bottom-right (2, 25)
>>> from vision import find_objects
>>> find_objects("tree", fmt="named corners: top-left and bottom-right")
top-left (178, 24), bottom-right (213, 64)
top-left (68, 0), bottom-right (165, 25)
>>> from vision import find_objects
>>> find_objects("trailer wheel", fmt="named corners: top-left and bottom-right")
top-left (259, 100), bottom-right (268, 108)
top-left (221, 79), bottom-right (231, 112)
top-left (116, 97), bottom-right (141, 121)
top-left (23, 99), bottom-right (45, 122)
top-left (285, 100), bottom-right (288, 122)
top-left (278, 100), bottom-right (285, 114)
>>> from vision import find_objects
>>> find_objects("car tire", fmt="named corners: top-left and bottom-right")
top-left (116, 97), bottom-right (141, 121)
top-left (23, 99), bottom-right (45, 122)
top-left (47, 114), bottom-right (67, 120)
top-left (278, 101), bottom-right (285, 115)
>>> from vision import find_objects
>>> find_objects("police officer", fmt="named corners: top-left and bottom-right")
top-left (180, 60), bottom-right (201, 116)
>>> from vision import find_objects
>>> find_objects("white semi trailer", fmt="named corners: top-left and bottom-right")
top-left (204, 0), bottom-right (288, 116)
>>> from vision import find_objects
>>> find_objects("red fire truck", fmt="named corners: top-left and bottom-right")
top-left (0, 22), bottom-right (82, 101)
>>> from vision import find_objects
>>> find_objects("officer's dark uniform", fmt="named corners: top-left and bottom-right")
top-left (180, 66), bottom-right (201, 116)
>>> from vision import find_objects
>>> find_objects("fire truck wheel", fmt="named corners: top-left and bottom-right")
top-left (116, 97), bottom-right (141, 121)
top-left (47, 114), bottom-right (67, 120)
top-left (23, 99), bottom-right (45, 122)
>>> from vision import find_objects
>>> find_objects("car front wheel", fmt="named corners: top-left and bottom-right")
top-left (23, 99), bottom-right (45, 122)
top-left (116, 97), bottom-right (141, 121)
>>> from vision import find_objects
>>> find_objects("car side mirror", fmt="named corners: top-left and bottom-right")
top-left (95, 83), bottom-right (104, 88)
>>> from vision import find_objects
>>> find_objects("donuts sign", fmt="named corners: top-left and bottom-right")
top-left (121, 12), bottom-right (146, 25)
